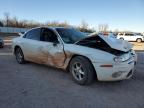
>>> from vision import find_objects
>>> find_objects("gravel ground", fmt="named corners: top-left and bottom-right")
top-left (0, 46), bottom-right (144, 108)
top-left (131, 42), bottom-right (144, 51)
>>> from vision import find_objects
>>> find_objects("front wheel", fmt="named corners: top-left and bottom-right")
top-left (69, 56), bottom-right (95, 85)
top-left (15, 48), bottom-right (26, 64)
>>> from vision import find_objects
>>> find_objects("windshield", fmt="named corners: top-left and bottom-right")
top-left (56, 28), bottom-right (87, 44)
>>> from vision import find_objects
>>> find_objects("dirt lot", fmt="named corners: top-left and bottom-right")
top-left (0, 45), bottom-right (144, 108)
top-left (131, 42), bottom-right (144, 51)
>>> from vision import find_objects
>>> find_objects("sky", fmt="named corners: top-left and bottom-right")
top-left (0, 0), bottom-right (144, 32)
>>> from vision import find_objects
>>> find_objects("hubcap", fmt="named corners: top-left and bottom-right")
top-left (16, 50), bottom-right (23, 63)
top-left (72, 62), bottom-right (85, 81)
top-left (137, 39), bottom-right (141, 42)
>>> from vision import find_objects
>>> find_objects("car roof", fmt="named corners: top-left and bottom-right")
top-left (31, 26), bottom-right (73, 30)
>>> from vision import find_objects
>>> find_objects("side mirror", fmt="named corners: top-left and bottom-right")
top-left (53, 40), bottom-right (59, 46)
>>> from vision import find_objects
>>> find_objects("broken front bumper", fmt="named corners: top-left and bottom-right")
top-left (92, 58), bottom-right (135, 81)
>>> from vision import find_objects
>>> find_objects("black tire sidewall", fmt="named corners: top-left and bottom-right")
top-left (70, 56), bottom-right (94, 85)
top-left (15, 48), bottom-right (25, 64)
top-left (120, 38), bottom-right (124, 40)
top-left (137, 39), bottom-right (142, 42)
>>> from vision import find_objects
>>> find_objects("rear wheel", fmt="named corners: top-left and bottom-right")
top-left (136, 38), bottom-right (142, 43)
top-left (120, 37), bottom-right (124, 40)
top-left (0, 46), bottom-right (4, 48)
top-left (15, 48), bottom-right (26, 64)
top-left (69, 56), bottom-right (95, 85)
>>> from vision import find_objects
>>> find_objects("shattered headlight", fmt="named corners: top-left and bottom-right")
top-left (130, 49), bottom-right (136, 56)
top-left (114, 53), bottom-right (131, 63)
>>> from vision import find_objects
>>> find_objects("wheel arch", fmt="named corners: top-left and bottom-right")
top-left (14, 45), bottom-right (22, 55)
top-left (119, 37), bottom-right (124, 40)
top-left (66, 54), bottom-right (98, 80)
top-left (136, 38), bottom-right (142, 42)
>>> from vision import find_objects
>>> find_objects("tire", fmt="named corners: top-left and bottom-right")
top-left (136, 38), bottom-right (142, 43)
top-left (120, 38), bottom-right (124, 40)
top-left (0, 43), bottom-right (4, 48)
top-left (15, 47), bottom-right (26, 64)
top-left (69, 56), bottom-right (95, 85)
top-left (0, 46), bottom-right (3, 48)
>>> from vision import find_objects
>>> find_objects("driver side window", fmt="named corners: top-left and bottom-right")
top-left (40, 28), bottom-right (58, 42)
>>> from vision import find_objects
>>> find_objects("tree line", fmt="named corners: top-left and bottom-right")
top-left (0, 13), bottom-right (110, 33)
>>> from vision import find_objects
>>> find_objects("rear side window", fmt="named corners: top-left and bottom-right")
top-left (125, 33), bottom-right (134, 36)
top-left (125, 33), bottom-right (130, 36)
top-left (23, 28), bottom-right (41, 40)
top-left (130, 34), bottom-right (134, 36)
top-left (119, 33), bottom-right (123, 36)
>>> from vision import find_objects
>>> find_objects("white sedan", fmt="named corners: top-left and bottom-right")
top-left (12, 27), bottom-right (137, 85)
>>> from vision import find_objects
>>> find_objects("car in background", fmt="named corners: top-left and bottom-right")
top-left (18, 32), bottom-right (25, 36)
top-left (0, 38), bottom-right (4, 48)
top-left (12, 27), bottom-right (136, 85)
top-left (98, 32), bottom-right (117, 38)
top-left (117, 32), bottom-right (144, 42)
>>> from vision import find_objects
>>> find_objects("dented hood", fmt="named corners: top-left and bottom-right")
top-left (76, 34), bottom-right (133, 52)
top-left (99, 35), bottom-right (133, 52)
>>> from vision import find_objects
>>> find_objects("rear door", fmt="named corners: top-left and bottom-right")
top-left (125, 33), bottom-right (136, 41)
top-left (21, 28), bottom-right (47, 63)
top-left (130, 33), bottom-right (137, 41)
top-left (124, 33), bottom-right (132, 41)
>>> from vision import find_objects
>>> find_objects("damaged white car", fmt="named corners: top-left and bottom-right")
top-left (12, 27), bottom-right (137, 85)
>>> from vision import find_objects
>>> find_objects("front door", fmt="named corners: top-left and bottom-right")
top-left (40, 28), bottom-right (66, 67)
